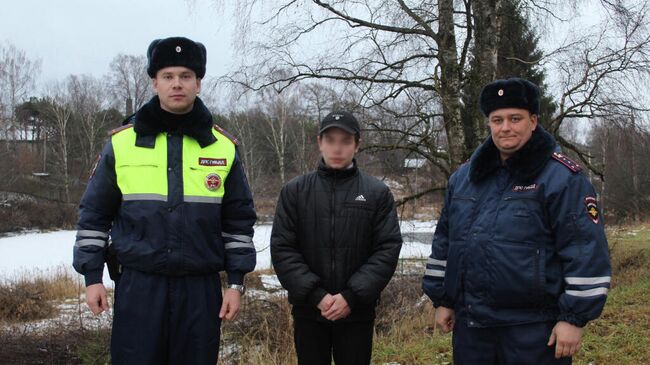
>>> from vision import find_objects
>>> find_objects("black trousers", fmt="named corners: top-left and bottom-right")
top-left (111, 269), bottom-right (223, 365)
top-left (453, 319), bottom-right (572, 365)
top-left (293, 317), bottom-right (375, 365)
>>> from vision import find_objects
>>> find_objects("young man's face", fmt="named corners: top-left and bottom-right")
top-left (317, 127), bottom-right (359, 169)
top-left (152, 66), bottom-right (201, 114)
top-left (487, 107), bottom-right (538, 160)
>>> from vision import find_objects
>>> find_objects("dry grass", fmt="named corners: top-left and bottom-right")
top-left (1, 223), bottom-right (648, 364)
top-left (0, 326), bottom-right (111, 365)
top-left (219, 293), bottom-right (295, 365)
top-left (0, 266), bottom-right (81, 323)
top-left (0, 200), bottom-right (77, 233)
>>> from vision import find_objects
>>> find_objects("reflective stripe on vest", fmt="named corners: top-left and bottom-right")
top-left (112, 128), bottom-right (235, 202)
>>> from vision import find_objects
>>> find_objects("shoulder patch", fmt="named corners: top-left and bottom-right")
top-left (109, 124), bottom-right (133, 136)
top-left (551, 152), bottom-right (582, 173)
top-left (213, 124), bottom-right (240, 146)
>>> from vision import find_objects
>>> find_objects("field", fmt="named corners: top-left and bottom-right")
top-left (0, 224), bottom-right (648, 364)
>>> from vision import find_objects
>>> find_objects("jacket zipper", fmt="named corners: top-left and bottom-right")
top-left (330, 171), bottom-right (337, 290)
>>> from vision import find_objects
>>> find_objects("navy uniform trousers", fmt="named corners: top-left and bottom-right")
top-left (453, 319), bottom-right (572, 365)
top-left (110, 268), bottom-right (223, 365)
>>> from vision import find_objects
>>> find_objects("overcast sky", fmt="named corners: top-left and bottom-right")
top-left (1, 0), bottom-right (234, 84)
top-left (1, 0), bottom-right (605, 96)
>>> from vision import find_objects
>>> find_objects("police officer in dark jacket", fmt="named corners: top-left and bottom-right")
top-left (72, 37), bottom-right (256, 365)
top-left (271, 111), bottom-right (403, 365)
top-left (423, 78), bottom-right (611, 364)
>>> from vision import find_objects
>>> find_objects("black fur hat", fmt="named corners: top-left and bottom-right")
top-left (146, 37), bottom-right (207, 78)
top-left (479, 78), bottom-right (540, 117)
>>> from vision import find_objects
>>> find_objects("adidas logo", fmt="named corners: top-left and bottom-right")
top-left (354, 194), bottom-right (366, 202)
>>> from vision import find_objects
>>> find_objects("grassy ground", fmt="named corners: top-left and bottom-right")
top-left (0, 224), bottom-right (648, 364)
top-left (573, 224), bottom-right (650, 365)
top-left (370, 224), bottom-right (650, 365)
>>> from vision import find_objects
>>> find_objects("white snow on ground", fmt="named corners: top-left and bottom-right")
top-left (400, 220), bottom-right (437, 233)
top-left (259, 274), bottom-right (283, 290)
top-left (0, 220), bottom-right (435, 281)
top-left (399, 241), bottom-right (432, 259)
top-left (2, 298), bottom-right (114, 333)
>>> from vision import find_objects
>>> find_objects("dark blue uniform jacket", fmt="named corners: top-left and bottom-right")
top-left (423, 127), bottom-right (611, 328)
top-left (72, 97), bottom-right (256, 287)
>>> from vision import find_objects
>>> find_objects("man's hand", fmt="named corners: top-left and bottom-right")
top-left (317, 293), bottom-right (335, 312)
top-left (547, 321), bottom-right (583, 359)
top-left (219, 288), bottom-right (242, 321)
top-left (86, 283), bottom-right (109, 315)
top-left (322, 294), bottom-right (351, 321)
top-left (434, 306), bottom-right (455, 334)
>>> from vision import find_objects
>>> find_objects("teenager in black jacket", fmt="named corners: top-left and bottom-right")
top-left (271, 111), bottom-right (402, 365)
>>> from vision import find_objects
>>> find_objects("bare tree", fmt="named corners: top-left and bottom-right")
top-left (67, 74), bottom-right (118, 175)
top-left (223, 108), bottom-right (266, 194)
top-left (108, 54), bottom-right (152, 115)
top-left (0, 42), bottom-right (41, 141)
top-left (42, 83), bottom-right (74, 203)
top-left (212, 0), bottom-right (650, 203)
top-left (589, 108), bottom-right (650, 221)
top-left (546, 0), bottom-right (650, 177)
top-left (219, 0), bottom-right (509, 176)
top-left (262, 88), bottom-right (293, 186)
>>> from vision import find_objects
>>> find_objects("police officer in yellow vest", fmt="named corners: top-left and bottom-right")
top-left (72, 37), bottom-right (256, 365)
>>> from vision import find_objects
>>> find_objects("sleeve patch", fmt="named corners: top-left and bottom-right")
top-left (552, 152), bottom-right (582, 173)
top-left (585, 196), bottom-right (600, 224)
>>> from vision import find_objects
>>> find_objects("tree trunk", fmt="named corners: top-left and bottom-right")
top-left (438, 0), bottom-right (465, 171)
top-left (466, 0), bottom-right (502, 150)
top-left (630, 114), bottom-right (640, 222)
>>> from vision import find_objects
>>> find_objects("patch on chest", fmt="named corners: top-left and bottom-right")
top-left (512, 183), bottom-right (538, 192)
top-left (205, 173), bottom-right (222, 191)
top-left (199, 157), bottom-right (227, 167)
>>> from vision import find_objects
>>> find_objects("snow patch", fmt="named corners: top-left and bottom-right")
top-left (0, 221), bottom-right (436, 281)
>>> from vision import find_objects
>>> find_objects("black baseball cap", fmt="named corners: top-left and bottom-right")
top-left (319, 111), bottom-right (360, 136)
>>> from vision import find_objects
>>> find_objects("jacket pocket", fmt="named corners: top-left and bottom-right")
top-left (116, 163), bottom-right (166, 197)
top-left (485, 241), bottom-right (545, 308)
top-left (341, 201), bottom-right (375, 219)
top-left (494, 196), bottom-right (546, 244)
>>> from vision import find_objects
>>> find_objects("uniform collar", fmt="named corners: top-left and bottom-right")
top-left (469, 126), bottom-right (556, 184)
top-left (131, 95), bottom-right (216, 148)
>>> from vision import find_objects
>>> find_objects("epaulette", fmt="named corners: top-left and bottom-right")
top-left (109, 124), bottom-right (134, 136)
top-left (121, 113), bottom-right (136, 126)
top-left (213, 124), bottom-right (240, 146)
top-left (551, 152), bottom-right (582, 173)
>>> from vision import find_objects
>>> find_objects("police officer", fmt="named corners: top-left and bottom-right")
top-left (422, 78), bottom-right (611, 364)
top-left (271, 111), bottom-right (403, 365)
top-left (73, 37), bottom-right (256, 365)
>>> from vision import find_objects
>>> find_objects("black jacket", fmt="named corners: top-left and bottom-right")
top-left (271, 159), bottom-right (402, 321)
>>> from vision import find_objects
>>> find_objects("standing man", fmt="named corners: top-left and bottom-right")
top-left (271, 111), bottom-right (403, 365)
top-left (73, 37), bottom-right (256, 365)
top-left (423, 78), bottom-right (611, 364)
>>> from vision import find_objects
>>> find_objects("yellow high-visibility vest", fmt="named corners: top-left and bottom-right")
top-left (111, 126), bottom-right (236, 203)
